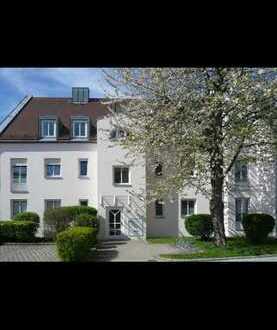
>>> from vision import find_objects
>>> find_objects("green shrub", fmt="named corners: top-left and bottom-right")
top-left (185, 214), bottom-right (213, 241)
top-left (56, 226), bottom-right (97, 262)
top-left (0, 221), bottom-right (37, 242)
top-left (242, 213), bottom-right (275, 243)
top-left (74, 213), bottom-right (98, 230)
top-left (44, 205), bottom-right (97, 238)
top-left (13, 212), bottom-right (40, 230)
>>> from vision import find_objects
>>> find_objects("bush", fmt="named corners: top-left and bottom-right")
top-left (13, 212), bottom-right (40, 230)
top-left (56, 226), bottom-right (97, 262)
top-left (74, 213), bottom-right (98, 230)
top-left (185, 214), bottom-right (213, 241)
top-left (242, 213), bottom-right (275, 243)
top-left (0, 221), bottom-right (37, 242)
top-left (44, 205), bottom-right (97, 238)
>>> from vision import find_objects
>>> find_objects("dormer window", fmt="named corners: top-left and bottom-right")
top-left (40, 117), bottom-right (57, 139)
top-left (72, 118), bottom-right (89, 139)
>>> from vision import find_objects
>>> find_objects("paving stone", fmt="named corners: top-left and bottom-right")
top-left (0, 244), bottom-right (59, 262)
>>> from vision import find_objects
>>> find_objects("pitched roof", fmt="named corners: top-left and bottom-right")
top-left (0, 96), bottom-right (110, 142)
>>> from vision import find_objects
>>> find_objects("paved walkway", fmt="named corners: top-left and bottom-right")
top-left (91, 240), bottom-right (183, 262)
top-left (0, 243), bottom-right (59, 262)
top-left (0, 240), bottom-right (182, 262)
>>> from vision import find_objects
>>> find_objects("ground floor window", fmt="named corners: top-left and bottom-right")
top-left (181, 199), bottom-right (195, 217)
top-left (235, 198), bottom-right (249, 223)
top-left (79, 199), bottom-right (88, 207)
top-left (11, 200), bottom-right (27, 218)
top-left (45, 199), bottom-right (61, 210)
top-left (155, 199), bottom-right (164, 218)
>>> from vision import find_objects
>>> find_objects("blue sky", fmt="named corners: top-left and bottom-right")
top-left (0, 68), bottom-right (110, 121)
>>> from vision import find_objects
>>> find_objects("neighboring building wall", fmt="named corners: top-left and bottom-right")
top-left (226, 160), bottom-right (277, 236)
top-left (0, 143), bottom-right (97, 236)
top-left (97, 116), bottom-right (146, 240)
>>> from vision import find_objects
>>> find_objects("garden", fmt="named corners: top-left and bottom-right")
top-left (0, 205), bottom-right (99, 262)
top-left (153, 213), bottom-right (277, 260)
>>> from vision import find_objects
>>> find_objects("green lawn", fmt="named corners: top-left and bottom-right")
top-left (160, 237), bottom-right (277, 260)
top-left (147, 237), bottom-right (178, 244)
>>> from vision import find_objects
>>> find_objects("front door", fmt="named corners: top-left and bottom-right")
top-left (108, 209), bottom-right (122, 238)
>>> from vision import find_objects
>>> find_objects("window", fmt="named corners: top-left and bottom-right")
top-left (45, 199), bottom-right (61, 210)
top-left (113, 167), bottom-right (130, 185)
top-left (12, 162), bottom-right (27, 184)
top-left (110, 128), bottom-right (127, 140)
top-left (45, 159), bottom-right (61, 178)
top-left (181, 199), bottom-right (195, 218)
top-left (11, 200), bottom-right (27, 218)
top-left (235, 198), bottom-right (249, 223)
top-left (11, 159), bottom-right (27, 192)
top-left (79, 199), bottom-right (88, 207)
top-left (72, 119), bottom-right (89, 139)
top-left (155, 200), bottom-right (164, 217)
top-left (155, 163), bottom-right (163, 176)
top-left (79, 159), bottom-right (88, 177)
top-left (235, 161), bottom-right (248, 183)
top-left (40, 119), bottom-right (57, 139)
top-left (72, 87), bottom-right (89, 104)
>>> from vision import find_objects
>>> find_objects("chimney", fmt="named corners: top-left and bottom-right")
top-left (72, 87), bottom-right (89, 104)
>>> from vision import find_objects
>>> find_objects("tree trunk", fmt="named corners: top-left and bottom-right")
top-left (209, 98), bottom-right (226, 246)
top-left (210, 168), bottom-right (226, 246)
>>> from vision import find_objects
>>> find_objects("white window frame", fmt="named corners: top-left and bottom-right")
top-left (113, 166), bottom-right (131, 185)
top-left (235, 197), bottom-right (250, 225)
top-left (79, 159), bottom-right (88, 177)
top-left (155, 199), bottom-right (164, 218)
top-left (180, 199), bottom-right (196, 218)
top-left (40, 118), bottom-right (57, 139)
top-left (234, 161), bottom-right (248, 183)
top-left (11, 199), bottom-right (27, 218)
top-left (72, 118), bottom-right (89, 139)
top-left (109, 128), bottom-right (127, 140)
top-left (45, 159), bottom-right (62, 179)
top-left (45, 199), bottom-right (61, 210)
top-left (11, 159), bottom-right (27, 184)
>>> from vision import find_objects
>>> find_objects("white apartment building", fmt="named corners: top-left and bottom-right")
top-left (0, 88), bottom-right (276, 239)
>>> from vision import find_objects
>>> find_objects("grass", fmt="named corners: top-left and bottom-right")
top-left (160, 236), bottom-right (277, 260)
top-left (147, 237), bottom-right (178, 244)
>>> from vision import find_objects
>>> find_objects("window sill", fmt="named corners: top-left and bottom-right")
top-left (155, 216), bottom-right (165, 219)
top-left (11, 190), bottom-right (29, 194)
top-left (113, 183), bottom-right (132, 187)
top-left (45, 176), bottom-right (63, 180)
top-left (71, 138), bottom-right (89, 142)
top-left (40, 138), bottom-right (57, 141)
top-left (79, 176), bottom-right (90, 179)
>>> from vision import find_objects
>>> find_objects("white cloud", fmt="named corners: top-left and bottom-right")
top-left (0, 68), bottom-right (113, 97)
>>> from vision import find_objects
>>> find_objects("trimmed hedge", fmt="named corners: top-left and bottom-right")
top-left (74, 213), bottom-right (98, 230)
top-left (185, 214), bottom-right (213, 241)
top-left (242, 213), bottom-right (275, 243)
top-left (0, 221), bottom-right (37, 243)
top-left (56, 226), bottom-right (97, 262)
top-left (13, 212), bottom-right (40, 230)
top-left (44, 205), bottom-right (97, 238)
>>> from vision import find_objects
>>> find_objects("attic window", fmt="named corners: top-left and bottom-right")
top-left (72, 118), bottom-right (89, 139)
top-left (40, 118), bottom-right (57, 139)
top-left (72, 87), bottom-right (89, 104)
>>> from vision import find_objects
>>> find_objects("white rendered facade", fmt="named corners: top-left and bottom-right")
top-left (0, 96), bottom-right (276, 240)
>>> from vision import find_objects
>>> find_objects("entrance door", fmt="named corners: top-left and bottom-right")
top-left (109, 209), bottom-right (122, 238)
